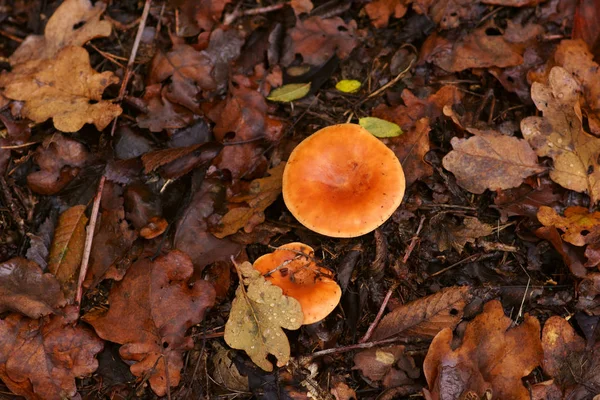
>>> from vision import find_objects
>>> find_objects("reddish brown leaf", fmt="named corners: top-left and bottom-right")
top-left (142, 142), bottom-right (223, 179)
top-left (178, 0), bottom-right (233, 33)
top-left (371, 286), bottom-right (471, 341)
top-left (535, 226), bottom-right (588, 278)
top-left (48, 205), bottom-right (88, 302)
top-left (140, 216), bottom-right (168, 239)
top-left (364, 0), bottom-right (408, 28)
top-left (442, 131), bottom-right (543, 194)
top-left (282, 16), bottom-right (358, 66)
top-left (26, 133), bottom-right (88, 195)
top-left (423, 300), bottom-right (543, 400)
top-left (493, 177), bottom-right (563, 222)
top-left (481, 0), bottom-right (545, 5)
top-left (537, 206), bottom-right (600, 246)
top-left (0, 257), bottom-right (65, 318)
top-left (84, 251), bottom-right (215, 397)
top-left (0, 306), bottom-right (103, 400)
top-left (572, 1), bottom-right (600, 57)
top-left (353, 345), bottom-right (419, 388)
top-left (135, 84), bottom-right (195, 132)
top-left (413, 0), bottom-right (485, 30)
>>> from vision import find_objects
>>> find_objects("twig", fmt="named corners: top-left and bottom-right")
top-left (359, 282), bottom-right (399, 343)
top-left (402, 215), bottom-right (426, 264)
top-left (428, 253), bottom-right (482, 278)
top-left (223, 2), bottom-right (288, 26)
top-left (75, 176), bottom-right (105, 307)
top-left (110, 0), bottom-right (152, 136)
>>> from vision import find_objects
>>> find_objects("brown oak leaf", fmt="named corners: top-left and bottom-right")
top-left (423, 300), bottom-right (543, 400)
top-left (84, 251), bottom-right (215, 397)
top-left (443, 130), bottom-right (543, 194)
top-left (2, 46), bottom-right (122, 132)
top-left (364, 0), bottom-right (409, 28)
top-left (0, 258), bottom-right (65, 318)
top-left (521, 66), bottom-right (600, 203)
top-left (282, 16), bottom-right (358, 66)
top-left (9, 0), bottom-right (112, 66)
top-left (432, 216), bottom-right (494, 253)
top-left (0, 306), bottom-right (103, 400)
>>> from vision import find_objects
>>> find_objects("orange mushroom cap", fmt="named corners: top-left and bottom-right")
top-left (282, 123), bottom-right (405, 238)
top-left (253, 242), bottom-right (341, 325)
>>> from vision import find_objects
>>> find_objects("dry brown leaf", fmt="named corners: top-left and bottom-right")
top-left (282, 16), bottom-right (358, 66)
top-left (442, 131), bottom-right (543, 194)
top-left (353, 345), bottom-right (419, 388)
top-left (291, 0), bottom-right (314, 15)
top-left (521, 66), bottom-right (600, 203)
top-left (9, 0), bottom-right (112, 66)
top-left (434, 216), bottom-right (494, 253)
top-left (364, 0), bottom-right (409, 28)
top-left (84, 251), bottom-right (215, 397)
top-left (0, 306), bottom-right (103, 400)
top-left (0, 258), bottom-right (65, 318)
top-left (2, 46), bottom-right (122, 132)
top-left (136, 84), bottom-right (195, 132)
top-left (48, 205), bottom-right (88, 302)
top-left (423, 300), bottom-right (543, 400)
top-left (212, 163), bottom-right (285, 238)
top-left (371, 286), bottom-right (471, 341)
top-left (537, 206), bottom-right (600, 246)
top-left (224, 261), bottom-right (304, 371)
top-left (177, 0), bottom-right (233, 33)
top-left (481, 0), bottom-right (545, 5)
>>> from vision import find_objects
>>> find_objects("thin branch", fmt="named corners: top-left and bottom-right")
top-left (359, 282), bottom-right (399, 343)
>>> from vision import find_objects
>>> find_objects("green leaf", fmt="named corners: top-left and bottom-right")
top-left (359, 117), bottom-right (403, 138)
top-left (267, 83), bottom-right (311, 102)
top-left (336, 79), bottom-right (361, 93)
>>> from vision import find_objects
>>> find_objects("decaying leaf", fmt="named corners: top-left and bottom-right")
top-left (224, 261), bottom-right (304, 371)
top-left (443, 131), bottom-right (544, 194)
top-left (0, 257), bottom-right (65, 318)
top-left (364, 0), bottom-right (408, 28)
top-left (267, 83), bottom-right (311, 102)
top-left (423, 300), bottom-right (543, 400)
top-left (371, 286), bottom-right (471, 341)
top-left (537, 206), bottom-right (600, 246)
top-left (359, 117), bottom-right (402, 138)
top-left (433, 216), bottom-right (494, 253)
top-left (282, 16), bottom-right (358, 66)
top-left (48, 205), bottom-right (88, 302)
top-left (0, 306), bottom-right (103, 400)
top-left (353, 345), bottom-right (419, 388)
top-left (335, 79), bottom-right (361, 93)
top-left (521, 66), bottom-right (600, 203)
top-left (211, 342), bottom-right (249, 392)
top-left (2, 46), bottom-right (122, 132)
top-left (212, 163), bottom-right (285, 238)
top-left (8, 0), bottom-right (112, 66)
top-left (84, 251), bottom-right (215, 397)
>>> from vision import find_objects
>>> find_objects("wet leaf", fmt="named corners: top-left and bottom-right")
top-left (521, 66), bottom-right (600, 203)
top-left (212, 163), bottom-right (285, 238)
top-left (0, 257), bottom-right (65, 318)
top-left (267, 83), bottom-right (311, 102)
top-left (364, 0), bottom-right (408, 28)
top-left (224, 261), bottom-right (303, 371)
top-left (353, 345), bottom-right (419, 388)
top-left (359, 117), bottom-right (402, 138)
top-left (0, 306), bottom-right (103, 400)
top-left (84, 251), bottom-right (215, 397)
top-left (371, 286), bottom-right (471, 341)
top-left (335, 79), bottom-right (361, 93)
top-left (2, 46), bottom-right (122, 132)
top-left (434, 216), bottom-right (494, 253)
top-left (8, 0), bottom-right (112, 66)
top-left (443, 131), bottom-right (544, 194)
top-left (48, 205), bottom-right (88, 302)
top-left (423, 300), bottom-right (543, 400)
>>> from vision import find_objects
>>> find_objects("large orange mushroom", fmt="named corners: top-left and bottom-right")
top-left (282, 123), bottom-right (405, 238)
top-left (253, 242), bottom-right (341, 325)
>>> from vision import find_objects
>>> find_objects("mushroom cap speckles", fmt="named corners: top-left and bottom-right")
top-left (282, 123), bottom-right (406, 238)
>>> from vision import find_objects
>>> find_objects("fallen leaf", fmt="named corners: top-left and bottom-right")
top-left (135, 84), bottom-right (194, 132)
top-left (413, 0), bottom-right (485, 30)
top-left (141, 142), bottom-right (222, 176)
top-left (359, 117), bottom-right (402, 138)
top-left (2, 46), bottom-right (122, 132)
top-left (27, 133), bottom-right (89, 195)
top-left (423, 300), bottom-right (543, 400)
top-left (25, 216), bottom-right (56, 270)
top-left (211, 342), bottom-right (249, 392)
top-left (521, 66), bottom-right (600, 203)
top-left (335, 79), bottom-right (361, 93)
top-left (537, 206), bottom-right (600, 246)
top-left (291, 0), bottom-right (314, 15)
top-left (8, 0), bottom-right (112, 66)
top-left (572, 2), bottom-right (600, 58)
top-left (178, 0), bottom-right (233, 33)
top-left (48, 205), bottom-right (88, 302)
top-left (0, 306), bottom-right (103, 400)
top-left (364, 0), bottom-right (408, 28)
top-left (493, 177), bottom-right (563, 222)
top-left (140, 216), bottom-right (168, 239)
top-left (211, 163), bottom-right (285, 238)
top-left (442, 131), bottom-right (544, 194)
top-left (535, 226), bottom-right (588, 278)
top-left (84, 251), bottom-right (215, 397)
top-left (267, 83), bottom-right (311, 102)
top-left (481, 0), bottom-right (545, 5)
top-left (330, 380), bottom-right (357, 400)
top-left (371, 286), bottom-right (471, 341)
top-left (0, 257), bottom-right (65, 318)
top-left (433, 216), bottom-right (494, 253)
top-left (282, 16), bottom-right (358, 66)
top-left (353, 345), bottom-right (419, 388)
top-left (224, 261), bottom-right (303, 371)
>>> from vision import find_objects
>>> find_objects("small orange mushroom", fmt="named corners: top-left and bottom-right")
top-left (253, 242), bottom-right (341, 325)
top-left (282, 123), bottom-right (405, 238)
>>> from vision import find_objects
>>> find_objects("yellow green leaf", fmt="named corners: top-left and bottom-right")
top-left (359, 117), bottom-right (403, 138)
top-left (336, 79), bottom-right (361, 93)
top-left (267, 83), bottom-right (311, 102)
